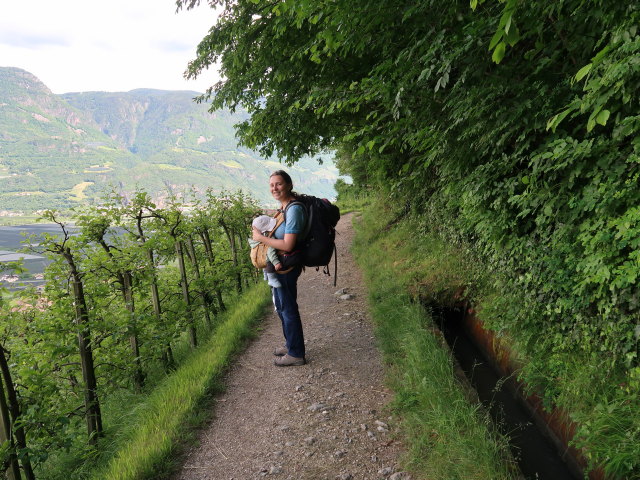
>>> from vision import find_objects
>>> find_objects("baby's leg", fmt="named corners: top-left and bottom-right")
top-left (265, 271), bottom-right (282, 288)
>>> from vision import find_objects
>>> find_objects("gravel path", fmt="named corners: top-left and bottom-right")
top-left (175, 213), bottom-right (411, 480)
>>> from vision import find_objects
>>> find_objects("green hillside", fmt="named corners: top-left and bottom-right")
top-left (0, 67), bottom-right (338, 216)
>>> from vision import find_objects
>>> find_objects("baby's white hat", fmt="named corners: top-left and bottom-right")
top-left (252, 214), bottom-right (277, 232)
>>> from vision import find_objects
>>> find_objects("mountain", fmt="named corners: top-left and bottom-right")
top-left (0, 67), bottom-right (338, 215)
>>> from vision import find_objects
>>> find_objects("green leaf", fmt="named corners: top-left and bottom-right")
top-left (470, 0), bottom-right (478, 10)
top-left (503, 15), bottom-right (512, 35)
top-left (574, 63), bottom-right (592, 83)
top-left (504, 24), bottom-right (519, 46)
top-left (488, 29), bottom-right (503, 50)
top-left (521, 176), bottom-right (530, 185)
top-left (595, 109), bottom-right (610, 126)
top-left (492, 42), bottom-right (506, 64)
top-left (546, 109), bottom-right (572, 132)
top-left (591, 45), bottom-right (611, 65)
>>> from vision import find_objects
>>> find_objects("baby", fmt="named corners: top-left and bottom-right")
top-left (248, 214), bottom-right (283, 288)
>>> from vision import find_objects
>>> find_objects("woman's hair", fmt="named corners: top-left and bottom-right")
top-left (270, 169), bottom-right (293, 186)
top-left (270, 170), bottom-right (299, 198)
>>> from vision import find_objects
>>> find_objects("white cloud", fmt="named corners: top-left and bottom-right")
top-left (0, 0), bottom-right (220, 94)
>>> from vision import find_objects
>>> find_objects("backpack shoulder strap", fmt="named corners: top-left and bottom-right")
top-left (284, 199), bottom-right (311, 240)
top-left (266, 210), bottom-right (285, 238)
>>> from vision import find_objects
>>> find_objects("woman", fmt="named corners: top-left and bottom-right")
top-left (252, 170), bottom-right (307, 367)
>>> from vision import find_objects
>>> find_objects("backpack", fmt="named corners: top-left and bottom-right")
top-left (284, 195), bottom-right (341, 284)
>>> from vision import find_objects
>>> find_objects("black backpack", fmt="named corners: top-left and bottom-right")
top-left (284, 195), bottom-right (340, 284)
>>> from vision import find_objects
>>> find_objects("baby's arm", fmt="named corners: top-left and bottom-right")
top-left (266, 246), bottom-right (282, 270)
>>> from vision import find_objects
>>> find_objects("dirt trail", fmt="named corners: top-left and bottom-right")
top-left (176, 213), bottom-right (410, 480)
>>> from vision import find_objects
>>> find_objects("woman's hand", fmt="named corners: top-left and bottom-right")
top-left (253, 228), bottom-right (296, 252)
top-left (252, 226), bottom-right (263, 242)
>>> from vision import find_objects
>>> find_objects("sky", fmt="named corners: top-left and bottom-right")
top-left (0, 0), bottom-right (221, 94)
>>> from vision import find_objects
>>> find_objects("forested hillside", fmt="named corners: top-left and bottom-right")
top-left (176, 0), bottom-right (640, 477)
top-left (0, 67), bottom-right (338, 215)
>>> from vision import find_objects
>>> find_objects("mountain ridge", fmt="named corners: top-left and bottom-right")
top-left (0, 67), bottom-right (338, 215)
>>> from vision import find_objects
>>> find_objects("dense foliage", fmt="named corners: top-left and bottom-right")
top-left (179, 0), bottom-right (640, 476)
top-left (0, 189), bottom-right (260, 478)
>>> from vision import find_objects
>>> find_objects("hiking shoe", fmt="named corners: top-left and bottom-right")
top-left (273, 346), bottom-right (288, 356)
top-left (274, 354), bottom-right (306, 367)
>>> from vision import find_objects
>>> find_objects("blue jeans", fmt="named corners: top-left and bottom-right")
top-left (272, 266), bottom-right (305, 358)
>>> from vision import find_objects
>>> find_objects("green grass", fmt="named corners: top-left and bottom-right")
top-left (70, 181), bottom-right (94, 200)
top-left (152, 163), bottom-right (186, 170)
top-left (87, 281), bottom-right (271, 480)
top-left (336, 196), bottom-right (370, 216)
top-left (217, 159), bottom-right (243, 169)
top-left (351, 203), bottom-right (517, 480)
top-left (0, 215), bottom-right (43, 225)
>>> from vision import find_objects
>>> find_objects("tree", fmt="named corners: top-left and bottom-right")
top-left (207, 190), bottom-right (259, 294)
top-left (0, 264), bottom-right (35, 480)
top-left (150, 199), bottom-right (199, 348)
top-left (39, 212), bottom-right (103, 444)
top-left (0, 369), bottom-right (21, 480)
top-left (125, 191), bottom-right (176, 370)
top-left (0, 341), bottom-right (22, 480)
top-left (75, 207), bottom-right (146, 392)
top-left (0, 344), bottom-right (35, 480)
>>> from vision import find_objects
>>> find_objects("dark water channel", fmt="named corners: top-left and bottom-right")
top-left (434, 308), bottom-right (580, 480)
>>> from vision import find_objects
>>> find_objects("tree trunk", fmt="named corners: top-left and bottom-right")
top-left (220, 222), bottom-right (242, 293)
top-left (198, 229), bottom-right (226, 313)
top-left (236, 232), bottom-right (251, 289)
top-left (175, 241), bottom-right (197, 348)
top-left (64, 250), bottom-right (103, 444)
top-left (216, 289), bottom-right (226, 313)
top-left (186, 236), bottom-right (213, 327)
top-left (0, 348), bottom-right (34, 480)
top-left (0, 349), bottom-right (21, 480)
top-left (198, 228), bottom-right (215, 266)
top-left (148, 250), bottom-right (175, 370)
top-left (98, 239), bottom-right (144, 392)
top-left (122, 272), bottom-right (144, 392)
top-left (136, 218), bottom-right (174, 371)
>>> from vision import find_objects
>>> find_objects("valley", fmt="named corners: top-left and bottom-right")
top-left (0, 67), bottom-right (339, 218)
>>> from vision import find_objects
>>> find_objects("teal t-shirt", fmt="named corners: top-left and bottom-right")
top-left (274, 204), bottom-right (306, 239)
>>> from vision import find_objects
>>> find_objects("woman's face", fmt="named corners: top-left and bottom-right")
top-left (270, 175), bottom-right (291, 202)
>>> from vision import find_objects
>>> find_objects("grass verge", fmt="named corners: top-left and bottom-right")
top-left (89, 281), bottom-right (271, 480)
top-left (0, 215), bottom-right (43, 226)
top-left (351, 201), bottom-right (517, 480)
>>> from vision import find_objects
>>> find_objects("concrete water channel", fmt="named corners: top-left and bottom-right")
top-left (433, 305), bottom-right (586, 480)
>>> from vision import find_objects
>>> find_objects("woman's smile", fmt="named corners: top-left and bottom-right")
top-left (270, 176), bottom-right (289, 201)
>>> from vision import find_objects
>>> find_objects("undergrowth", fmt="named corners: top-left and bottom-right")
top-left (352, 195), bottom-right (640, 479)
top-left (42, 281), bottom-right (271, 480)
top-left (351, 199), bottom-right (517, 480)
